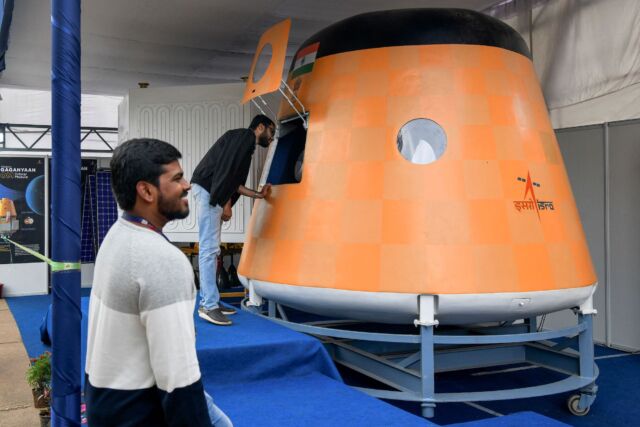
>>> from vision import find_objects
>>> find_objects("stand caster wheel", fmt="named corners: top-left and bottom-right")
top-left (567, 394), bottom-right (590, 416)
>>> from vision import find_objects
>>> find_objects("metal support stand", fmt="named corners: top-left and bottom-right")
top-left (250, 79), bottom-right (308, 128)
top-left (570, 313), bottom-right (598, 415)
top-left (242, 293), bottom-right (599, 419)
top-left (420, 323), bottom-right (436, 418)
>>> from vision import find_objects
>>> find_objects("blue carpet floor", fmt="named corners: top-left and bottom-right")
top-left (475, 353), bottom-right (640, 427)
top-left (7, 293), bottom-right (627, 426)
top-left (194, 301), bottom-right (341, 386)
top-left (204, 373), bottom-right (433, 427)
top-left (449, 411), bottom-right (570, 426)
top-left (357, 350), bottom-right (640, 426)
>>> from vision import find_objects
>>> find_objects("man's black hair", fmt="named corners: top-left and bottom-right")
top-left (248, 114), bottom-right (275, 131)
top-left (110, 138), bottom-right (182, 210)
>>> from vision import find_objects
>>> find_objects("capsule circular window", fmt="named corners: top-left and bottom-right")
top-left (397, 119), bottom-right (447, 164)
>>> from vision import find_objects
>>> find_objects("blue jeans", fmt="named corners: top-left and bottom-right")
top-left (205, 391), bottom-right (233, 427)
top-left (193, 184), bottom-right (223, 311)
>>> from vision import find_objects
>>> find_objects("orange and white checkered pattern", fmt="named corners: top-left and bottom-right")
top-left (239, 44), bottom-right (596, 295)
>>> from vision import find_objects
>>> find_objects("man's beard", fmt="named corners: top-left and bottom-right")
top-left (158, 191), bottom-right (190, 221)
top-left (257, 131), bottom-right (271, 147)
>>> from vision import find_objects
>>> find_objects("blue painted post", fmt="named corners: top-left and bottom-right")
top-left (527, 316), bottom-right (537, 333)
top-left (0, 0), bottom-right (16, 72)
top-left (51, 0), bottom-right (81, 425)
top-left (420, 324), bottom-right (436, 418)
top-left (268, 300), bottom-right (276, 318)
top-left (578, 314), bottom-right (595, 378)
top-left (577, 313), bottom-right (597, 410)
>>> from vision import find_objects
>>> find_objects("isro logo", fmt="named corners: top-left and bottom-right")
top-left (513, 171), bottom-right (554, 220)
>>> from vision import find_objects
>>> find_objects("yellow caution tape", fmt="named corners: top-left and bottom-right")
top-left (0, 235), bottom-right (80, 272)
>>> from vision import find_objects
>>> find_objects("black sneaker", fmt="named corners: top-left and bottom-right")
top-left (220, 306), bottom-right (237, 315)
top-left (198, 307), bottom-right (232, 326)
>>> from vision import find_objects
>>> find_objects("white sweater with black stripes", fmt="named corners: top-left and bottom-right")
top-left (85, 218), bottom-right (211, 426)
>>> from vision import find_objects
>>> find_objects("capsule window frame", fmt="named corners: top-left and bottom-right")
top-left (263, 116), bottom-right (307, 186)
top-left (396, 118), bottom-right (447, 165)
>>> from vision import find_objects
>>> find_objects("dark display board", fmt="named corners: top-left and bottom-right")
top-left (0, 157), bottom-right (46, 264)
top-left (47, 158), bottom-right (99, 263)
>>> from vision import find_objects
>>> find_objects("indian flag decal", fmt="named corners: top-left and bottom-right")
top-left (290, 42), bottom-right (320, 79)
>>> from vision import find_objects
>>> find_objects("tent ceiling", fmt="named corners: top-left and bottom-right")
top-left (0, 0), bottom-right (498, 95)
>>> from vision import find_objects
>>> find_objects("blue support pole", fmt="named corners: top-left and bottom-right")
top-left (51, 0), bottom-right (81, 425)
top-left (577, 313), bottom-right (598, 410)
top-left (268, 300), bottom-right (276, 318)
top-left (0, 0), bottom-right (16, 72)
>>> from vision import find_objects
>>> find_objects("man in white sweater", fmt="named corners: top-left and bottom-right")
top-left (85, 139), bottom-right (232, 426)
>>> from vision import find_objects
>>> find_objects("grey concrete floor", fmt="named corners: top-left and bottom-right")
top-left (0, 299), bottom-right (42, 426)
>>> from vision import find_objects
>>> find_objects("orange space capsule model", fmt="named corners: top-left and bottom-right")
top-left (238, 9), bottom-right (597, 324)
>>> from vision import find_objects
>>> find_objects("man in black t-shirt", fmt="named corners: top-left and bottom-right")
top-left (191, 114), bottom-right (275, 326)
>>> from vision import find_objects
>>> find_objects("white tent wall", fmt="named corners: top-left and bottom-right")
top-left (0, 87), bottom-right (121, 127)
top-left (118, 83), bottom-right (273, 244)
top-left (536, 0), bottom-right (640, 128)
top-left (496, 0), bottom-right (640, 128)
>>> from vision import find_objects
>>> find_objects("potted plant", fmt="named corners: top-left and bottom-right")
top-left (25, 352), bottom-right (51, 409)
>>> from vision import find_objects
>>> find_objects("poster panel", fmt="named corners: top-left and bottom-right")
top-left (0, 157), bottom-right (46, 264)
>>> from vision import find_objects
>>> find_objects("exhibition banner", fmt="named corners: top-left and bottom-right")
top-left (0, 157), bottom-right (45, 264)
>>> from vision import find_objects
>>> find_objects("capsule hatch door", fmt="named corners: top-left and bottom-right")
top-left (241, 19), bottom-right (291, 105)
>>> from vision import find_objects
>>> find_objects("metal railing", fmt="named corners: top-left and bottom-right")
top-left (0, 123), bottom-right (117, 152)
